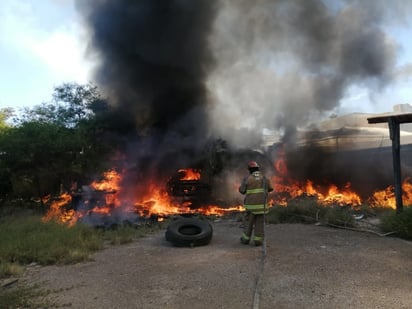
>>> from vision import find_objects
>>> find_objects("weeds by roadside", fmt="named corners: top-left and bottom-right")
top-left (380, 206), bottom-right (412, 240)
top-left (266, 200), bottom-right (356, 227)
top-left (0, 215), bottom-right (103, 269)
top-left (266, 201), bottom-right (412, 240)
top-left (0, 214), bottom-right (165, 278)
top-left (0, 282), bottom-right (56, 309)
top-left (0, 209), bottom-right (165, 308)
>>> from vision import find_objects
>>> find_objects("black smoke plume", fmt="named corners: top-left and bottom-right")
top-left (77, 0), bottom-right (409, 148)
top-left (76, 0), bottom-right (220, 178)
top-left (77, 0), bottom-right (217, 138)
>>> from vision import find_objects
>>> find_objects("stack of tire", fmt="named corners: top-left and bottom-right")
top-left (165, 217), bottom-right (213, 247)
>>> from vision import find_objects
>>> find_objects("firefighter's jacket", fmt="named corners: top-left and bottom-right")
top-left (239, 171), bottom-right (273, 214)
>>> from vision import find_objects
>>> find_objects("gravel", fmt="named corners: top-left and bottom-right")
top-left (21, 219), bottom-right (412, 309)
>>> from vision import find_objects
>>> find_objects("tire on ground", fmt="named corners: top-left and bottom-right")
top-left (165, 217), bottom-right (213, 247)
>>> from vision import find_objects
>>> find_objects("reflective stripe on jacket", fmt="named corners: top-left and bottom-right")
top-left (239, 171), bottom-right (273, 214)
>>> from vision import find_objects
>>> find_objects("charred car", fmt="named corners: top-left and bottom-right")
top-left (166, 168), bottom-right (212, 209)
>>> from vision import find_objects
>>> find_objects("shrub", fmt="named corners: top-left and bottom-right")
top-left (380, 206), bottom-right (412, 240)
top-left (267, 199), bottom-right (326, 224)
top-left (324, 206), bottom-right (355, 227)
top-left (266, 200), bottom-right (355, 227)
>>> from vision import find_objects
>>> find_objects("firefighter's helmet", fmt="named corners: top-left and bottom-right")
top-left (247, 161), bottom-right (259, 169)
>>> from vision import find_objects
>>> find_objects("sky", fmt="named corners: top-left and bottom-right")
top-left (0, 0), bottom-right (412, 115)
top-left (0, 0), bottom-right (94, 110)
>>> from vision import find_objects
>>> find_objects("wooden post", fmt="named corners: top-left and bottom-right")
top-left (388, 118), bottom-right (403, 213)
top-left (367, 113), bottom-right (412, 213)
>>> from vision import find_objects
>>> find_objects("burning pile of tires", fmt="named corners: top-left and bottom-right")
top-left (165, 217), bottom-right (213, 247)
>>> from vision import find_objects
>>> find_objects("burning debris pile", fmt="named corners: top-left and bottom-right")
top-left (43, 167), bottom-right (243, 227)
top-left (269, 141), bottom-right (412, 209)
top-left (42, 144), bottom-right (412, 227)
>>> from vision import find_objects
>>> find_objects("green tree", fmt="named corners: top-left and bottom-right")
top-left (0, 108), bottom-right (14, 130)
top-left (18, 83), bottom-right (101, 128)
top-left (0, 108), bottom-right (14, 196)
top-left (0, 122), bottom-right (78, 197)
top-left (0, 83), bottom-right (115, 200)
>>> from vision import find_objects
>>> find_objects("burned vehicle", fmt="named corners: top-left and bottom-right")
top-left (166, 168), bottom-right (212, 209)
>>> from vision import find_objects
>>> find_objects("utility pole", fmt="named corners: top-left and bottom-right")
top-left (367, 113), bottom-right (412, 213)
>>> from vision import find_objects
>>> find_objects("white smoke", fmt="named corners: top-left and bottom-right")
top-left (207, 0), bottom-right (409, 148)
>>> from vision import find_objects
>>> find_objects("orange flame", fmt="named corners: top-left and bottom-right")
top-left (271, 146), bottom-right (412, 208)
top-left (272, 147), bottom-right (361, 207)
top-left (321, 183), bottom-right (361, 206)
top-left (178, 168), bottom-right (201, 180)
top-left (369, 178), bottom-right (412, 209)
top-left (43, 170), bottom-right (125, 226)
top-left (42, 193), bottom-right (78, 226)
top-left (90, 170), bottom-right (121, 191)
top-left (43, 169), bottom-right (243, 225)
top-left (90, 169), bottom-right (122, 207)
top-left (43, 153), bottom-right (412, 226)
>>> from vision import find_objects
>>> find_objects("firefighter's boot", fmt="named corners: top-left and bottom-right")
top-left (240, 233), bottom-right (250, 245)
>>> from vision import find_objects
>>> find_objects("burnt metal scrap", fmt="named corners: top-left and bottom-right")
top-left (167, 179), bottom-right (212, 206)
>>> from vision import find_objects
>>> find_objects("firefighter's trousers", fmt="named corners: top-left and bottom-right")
top-left (241, 211), bottom-right (264, 245)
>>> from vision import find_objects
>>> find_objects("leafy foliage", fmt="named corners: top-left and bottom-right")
top-left (380, 206), bottom-right (412, 240)
top-left (0, 108), bottom-right (14, 130)
top-left (0, 83), bottom-right (117, 199)
top-left (16, 83), bottom-right (100, 128)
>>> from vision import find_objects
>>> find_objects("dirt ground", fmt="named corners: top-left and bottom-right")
top-left (18, 218), bottom-right (412, 308)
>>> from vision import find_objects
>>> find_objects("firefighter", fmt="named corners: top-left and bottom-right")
top-left (239, 161), bottom-right (273, 246)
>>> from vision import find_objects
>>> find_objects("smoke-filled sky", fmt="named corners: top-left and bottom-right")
top-left (1, 0), bottom-right (412, 145)
top-left (207, 0), bottom-right (412, 145)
